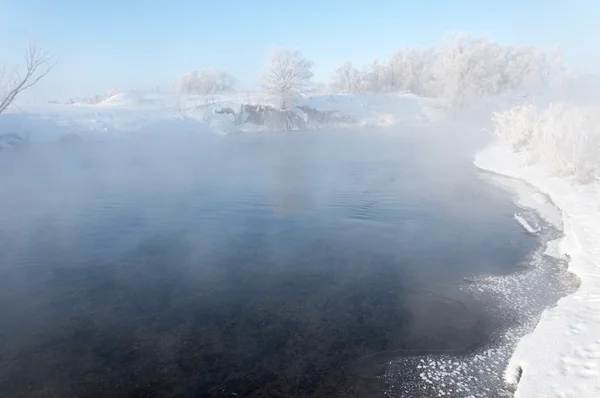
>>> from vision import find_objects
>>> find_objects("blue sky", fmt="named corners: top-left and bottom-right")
top-left (1, 0), bottom-right (598, 100)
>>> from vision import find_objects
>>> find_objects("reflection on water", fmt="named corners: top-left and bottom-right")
top-left (0, 129), bottom-right (535, 397)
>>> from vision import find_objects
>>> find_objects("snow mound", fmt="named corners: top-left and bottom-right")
top-left (297, 92), bottom-right (445, 126)
top-left (98, 92), bottom-right (140, 106)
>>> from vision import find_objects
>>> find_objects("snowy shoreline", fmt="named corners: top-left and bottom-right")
top-left (475, 142), bottom-right (600, 397)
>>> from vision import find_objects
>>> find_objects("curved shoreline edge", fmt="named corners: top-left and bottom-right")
top-left (474, 142), bottom-right (600, 397)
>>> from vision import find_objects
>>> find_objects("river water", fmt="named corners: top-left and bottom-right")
top-left (0, 128), bottom-right (538, 397)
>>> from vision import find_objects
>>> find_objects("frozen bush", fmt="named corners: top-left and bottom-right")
top-left (491, 104), bottom-right (540, 150)
top-left (492, 102), bottom-right (600, 181)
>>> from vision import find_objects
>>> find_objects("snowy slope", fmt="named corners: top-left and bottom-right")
top-left (0, 100), bottom-right (212, 146)
top-left (475, 143), bottom-right (600, 398)
top-left (0, 92), bottom-right (445, 147)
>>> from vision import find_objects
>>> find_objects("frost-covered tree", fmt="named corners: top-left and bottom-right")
top-left (173, 71), bottom-right (196, 94)
top-left (330, 61), bottom-right (362, 92)
top-left (262, 47), bottom-right (313, 108)
top-left (385, 48), bottom-right (435, 93)
top-left (434, 33), bottom-right (561, 105)
top-left (327, 32), bottom-right (563, 106)
top-left (0, 41), bottom-right (55, 114)
top-left (362, 58), bottom-right (385, 92)
top-left (430, 33), bottom-right (503, 106)
top-left (502, 46), bottom-right (562, 92)
top-left (173, 69), bottom-right (238, 95)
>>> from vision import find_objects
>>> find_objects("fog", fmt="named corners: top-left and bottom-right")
top-left (0, 124), bottom-right (543, 396)
top-left (1, 1), bottom-right (599, 397)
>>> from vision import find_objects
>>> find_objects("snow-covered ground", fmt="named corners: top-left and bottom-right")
top-left (0, 92), bottom-right (446, 148)
top-left (475, 143), bottom-right (600, 397)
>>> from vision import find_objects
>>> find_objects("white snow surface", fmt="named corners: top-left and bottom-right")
top-left (475, 142), bottom-right (600, 398)
top-left (0, 92), bottom-right (446, 146)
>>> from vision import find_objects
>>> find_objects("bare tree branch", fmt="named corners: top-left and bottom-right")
top-left (0, 40), bottom-right (56, 115)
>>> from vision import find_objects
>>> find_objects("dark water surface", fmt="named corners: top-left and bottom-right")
top-left (0, 129), bottom-right (535, 397)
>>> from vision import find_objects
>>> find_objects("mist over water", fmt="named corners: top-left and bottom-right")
top-left (0, 128), bottom-right (536, 397)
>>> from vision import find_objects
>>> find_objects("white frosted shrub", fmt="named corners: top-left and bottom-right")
top-left (491, 104), bottom-right (539, 150)
top-left (534, 103), bottom-right (593, 178)
top-left (493, 102), bottom-right (599, 181)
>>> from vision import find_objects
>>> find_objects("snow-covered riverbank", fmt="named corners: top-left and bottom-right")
top-left (475, 142), bottom-right (600, 397)
top-left (0, 92), bottom-right (444, 148)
